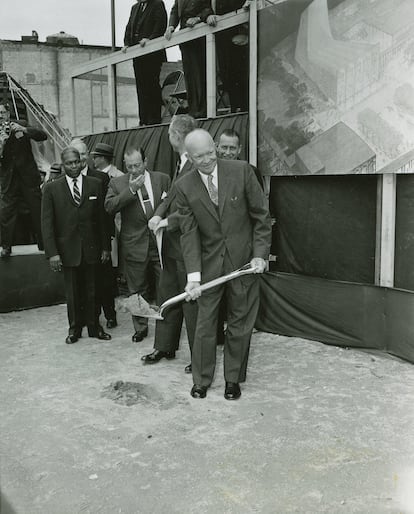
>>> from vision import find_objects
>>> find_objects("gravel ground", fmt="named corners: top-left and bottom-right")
top-left (1, 304), bottom-right (414, 514)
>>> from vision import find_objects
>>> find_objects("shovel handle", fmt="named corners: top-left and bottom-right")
top-left (158, 265), bottom-right (258, 317)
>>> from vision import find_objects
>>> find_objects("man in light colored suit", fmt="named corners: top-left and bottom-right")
top-left (105, 147), bottom-right (170, 341)
top-left (91, 143), bottom-right (123, 179)
top-left (175, 129), bottom-right (271, 400)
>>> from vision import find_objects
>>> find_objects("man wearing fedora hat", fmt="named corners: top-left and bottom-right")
top-left (91, 143), bottom-right (123, 180)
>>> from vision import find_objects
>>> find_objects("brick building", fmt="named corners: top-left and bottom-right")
top-left (0, 31), bottom-right (181, 135)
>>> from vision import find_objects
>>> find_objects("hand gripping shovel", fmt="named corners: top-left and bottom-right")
top-left (117, 263), bottom-right (260, 321)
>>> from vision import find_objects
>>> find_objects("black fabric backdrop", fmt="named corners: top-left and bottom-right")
top-left (257, 272), bottom-right (414, 364)
top-left (395, 174), bottom-right (414, 291)
top-left (269, 175), bottom-right (377, 283)
top-left (82, 113), bottom-right (248, 177)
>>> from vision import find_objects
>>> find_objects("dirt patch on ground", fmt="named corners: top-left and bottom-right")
top-left (101, 381), bottom-right (163, 407)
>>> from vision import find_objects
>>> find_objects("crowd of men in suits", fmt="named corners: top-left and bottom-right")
top-left (123, 0), bottom-right (250, 125)
top-left (39, 114), bottom-right (271, 401)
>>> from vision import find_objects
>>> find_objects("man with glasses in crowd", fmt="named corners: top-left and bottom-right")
top-left (105, 147), bottom-right (170, 342)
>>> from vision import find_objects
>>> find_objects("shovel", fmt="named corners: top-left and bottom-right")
top-left (118, 263), bottom-right (259, 320)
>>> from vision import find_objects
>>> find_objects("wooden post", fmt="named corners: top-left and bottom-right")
top-left (70, 77), bottom-right (77, 135)
top-left (206, 33), bottom-right (216, 118)
top-left (248, 0), bottom-right (258, 166)
top-left (375, 173), bottom-right (396, 287)
top-left (107, 64), bottom-right (117, 131)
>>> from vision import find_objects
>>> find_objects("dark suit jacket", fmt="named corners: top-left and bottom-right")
top-left (0, 123), bottom-right (47, 192)
top-left (153, 159), bottom-right (193, 261)
top-left (124, 0), bottom-right (167, 63)
top-left (41, 175), bottom-right (110, 267)
top-left (169, 0), bottom-right (213, 29)
top-left (175, 159), bottom-right (272, 282)
top-left (105, 171), bottom-right (170, 262)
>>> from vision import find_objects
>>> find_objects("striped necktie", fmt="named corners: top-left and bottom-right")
top-left (207, 174), bottom-right (218, 206)
top-left (140, 184), bottom-right (154, 219)
top-left (73, 178), bottom-right (81, 206)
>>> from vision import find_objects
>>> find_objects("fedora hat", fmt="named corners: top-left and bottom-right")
top-left (91, 142), bottom-right (114, 158)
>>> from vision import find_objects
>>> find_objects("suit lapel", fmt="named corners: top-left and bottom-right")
top-left (63, 175), bottom-right (79, 207)
top-left (217, 161), bottom-right (229, 218)
top-left (151, 172), bottom-right (161, 210)
top-left (79, 175), bottom-right (88, 206)
top-left (194, 171), bottom-right (220, 222)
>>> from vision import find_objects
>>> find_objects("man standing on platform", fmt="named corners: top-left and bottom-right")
top-left (41, 147), bottom-right (112, 344)
top-left (123, 0), bottom-right (167, 125)
top-left (165, 0), bottom-right (215, 118)
top-left (215, 0), bottom-right (249, 113)
top-left (0, 101), bottom-right (46, 258)
top-left (105, 147), bottom-right (170, 342)
top-left (142, 114), bottom-right (198, 370)
top-left (175, 129), bottom-right (271, 400)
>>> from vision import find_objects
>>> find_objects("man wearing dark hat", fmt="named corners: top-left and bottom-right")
top-left (123, 0), bottom-right (168, 125)
top-left (91, 143), bottom-right (123, 180)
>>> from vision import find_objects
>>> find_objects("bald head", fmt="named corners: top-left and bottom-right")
top-left (184, 129), bottom-right (217, 175)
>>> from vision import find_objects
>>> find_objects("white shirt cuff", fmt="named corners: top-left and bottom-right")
top-left (187, 272), bottom-right (201, 282)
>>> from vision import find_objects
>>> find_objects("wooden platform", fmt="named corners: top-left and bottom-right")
top-left (0, 245), bottom-right (65, 312)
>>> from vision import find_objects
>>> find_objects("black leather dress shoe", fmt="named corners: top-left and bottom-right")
top-left (106, 318), bottom-right (118, 329)
top-left (191, 384), bottom-right (207, 399)
top-left (224, 382), bottom-right (241, 400)
top-left (132, 328), bottom-right (148, 342)
top-left (65, 334), bottom-right (79, 344)
top-left (184, 363), bottom-right (192, 374)
top-left (141, 349), bottom-right (175, 364)
top-left (1, 247), bottom-right (11, 258)
top-left (96, 329), bottom-right (111, 341)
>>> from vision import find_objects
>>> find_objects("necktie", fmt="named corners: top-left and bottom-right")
top-left (207, 174), bottom-right (218, 206)
top-left (73, 178), bottom-right (81, 206)
top-left (173, 158), bottom-right (181, 181)
top-left (140, 184), bottom-right (154, 219)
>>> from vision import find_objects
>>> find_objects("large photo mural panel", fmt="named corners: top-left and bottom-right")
top-left (258, 0), bottom-right (414, 175)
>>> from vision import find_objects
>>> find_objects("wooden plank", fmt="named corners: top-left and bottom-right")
top-left (70, 77), bottom-right (77, 135)
top-left (206, 33), bottom-right (216, 118)
top-left (71, 11), bottom-right (249, 77)
top-left (248, 0), bottom-right (258, 166)
top-left (375, 174), bottom-right (396, 287)
top-left (107, 64), bottom-right (117, 131)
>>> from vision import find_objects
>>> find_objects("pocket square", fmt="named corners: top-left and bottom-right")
top-left (161, 191), bottom-right (168, 200)
top-left (231, 196), bottom-right (238, 201)
top-left (89, 196), bottom-right (97, 200)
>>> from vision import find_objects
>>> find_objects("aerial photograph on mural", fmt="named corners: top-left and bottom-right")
top-left (258, 0), bottom-right (414, 175)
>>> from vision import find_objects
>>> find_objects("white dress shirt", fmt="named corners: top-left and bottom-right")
top-left (80, 165), bottom-right (88, 176)
top-left (66, 174), bottom-right (83, 199)
top-left (187, 165), bottom-right (218, 283)
top-left (179, 153), bottom-right (188, 173)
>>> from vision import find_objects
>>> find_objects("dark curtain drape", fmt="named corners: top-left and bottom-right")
top-left (82, 113), bottom-right (248, 177)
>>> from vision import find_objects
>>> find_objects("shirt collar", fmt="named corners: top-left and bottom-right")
top-left (80, 165), bottom-right (88, 176)
top-left (101, 165), bottom-right (111, 174)
top-left (197, 164), bottom-right (217, 182)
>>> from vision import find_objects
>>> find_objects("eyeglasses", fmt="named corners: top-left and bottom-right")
top-left (125, 163), bottom-right (144, 171)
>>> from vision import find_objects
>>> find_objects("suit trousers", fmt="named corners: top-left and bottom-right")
top-left (216, 28), bottom-right (249, 113)
top-left (179, 38), bottom-right (206, 118)
top-left (0, 173), bottom-right (43, 249)
top-left (97, 258), bottom-right (118, 321)
top-left (124, 238), bottom-right (161, 332)
top-left (63, 262), bottom-right (99, 335)
top-left (154, 253), bottom-right (198, 353)
top-left (191, 273), bottom-right (259, 387)
top-left (133, 54), bottom-right (163, 125)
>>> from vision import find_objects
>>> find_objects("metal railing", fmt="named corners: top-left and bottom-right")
top-left (70, 5), bottom-right (257, 164)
